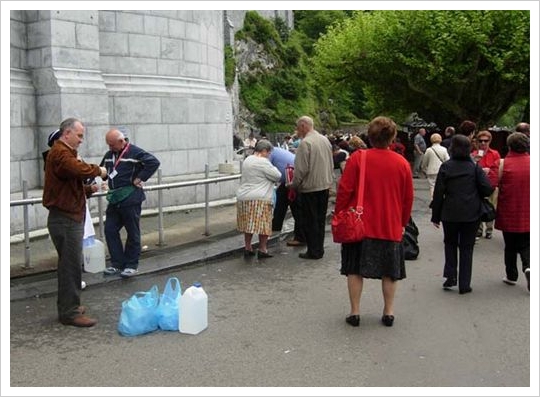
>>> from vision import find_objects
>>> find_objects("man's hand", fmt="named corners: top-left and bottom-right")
top-left (99, 167), bottom-right (107, 179)
top-left (133, 178), bottom-right (143, 188)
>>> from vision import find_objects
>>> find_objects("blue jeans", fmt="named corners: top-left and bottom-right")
top-left (47, 209), bottom-right (83, 321)
top-left (105, 204), bottom-right (142, 270)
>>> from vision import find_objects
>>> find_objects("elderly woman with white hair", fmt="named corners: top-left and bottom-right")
top-left (236, 139), bottom-right (282, 258)
top-left (421, 133), bottom-right (450, 199)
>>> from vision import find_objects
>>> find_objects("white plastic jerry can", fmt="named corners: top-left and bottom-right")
top-left (179, 282), bottom-right (208, 335)
top-left (82, 236), bottom-right (106, 273)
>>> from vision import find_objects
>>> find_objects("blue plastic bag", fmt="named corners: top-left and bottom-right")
top-left (157, 277), bottom-right (182, 331)
top-left (118, 285), bottom-right (160, 336)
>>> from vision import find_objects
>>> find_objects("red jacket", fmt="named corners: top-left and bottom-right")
top-left (472, 147), bottom-right (500, 169)
top-left (335, 148), bottom-right (414, 242)
top-left (488, 151), bottom-right (529, 232)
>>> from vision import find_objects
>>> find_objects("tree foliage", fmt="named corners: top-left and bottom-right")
top-left (312, 10), bottom-right (530, 128)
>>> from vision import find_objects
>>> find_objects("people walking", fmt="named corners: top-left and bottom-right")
top-left (488, 133), bottom-right (530, 291)
top-left (42, 118), bottom-right (107, 327)
top-left (431, 135), bottom-right (494, 295)
top-left (101, 129), bottom-right (160, 278)
top-left (412, 128), bottom-right (427, 178)
top-left (421, 133), bottom-right (449, 199)
top-left (290, 116), bottom-right (334, 260)
top-left (471, 130), bottom-right (501, 240)
top-left (335, 116), bottom-right (414, 327)
top-left (236, 140), bottom-right (282, 258)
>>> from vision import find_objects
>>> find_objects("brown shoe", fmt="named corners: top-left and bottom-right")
top-left (60, 315), bottom-right (97, 327)
top-left (286, 239), bottom-right (306, 247)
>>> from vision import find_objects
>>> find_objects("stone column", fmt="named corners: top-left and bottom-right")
top-left (27, 10), bottom-right (110, 167)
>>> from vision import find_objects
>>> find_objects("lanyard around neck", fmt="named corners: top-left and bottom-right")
top-left (112, 143), bottom-right (130, 170)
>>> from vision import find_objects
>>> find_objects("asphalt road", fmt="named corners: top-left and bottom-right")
top-left (7, 189), bottom-right (532, 390)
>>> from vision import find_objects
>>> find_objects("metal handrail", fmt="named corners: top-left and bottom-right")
top-left (10, 167), bottom-right (241, 269)
top-left (9, 173), bottom-right (241, 206)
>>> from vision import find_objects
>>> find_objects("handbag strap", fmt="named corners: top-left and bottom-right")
top-left (356, 150), bottom-right (367, 208)
top-left (432, 147), bottom-right (445, 163)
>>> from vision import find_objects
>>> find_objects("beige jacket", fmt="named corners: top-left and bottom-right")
top-left (292, 130), bottom-right (333, 193)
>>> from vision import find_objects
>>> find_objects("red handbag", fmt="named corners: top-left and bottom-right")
top-left (331, 150), bottom-right (366, 243)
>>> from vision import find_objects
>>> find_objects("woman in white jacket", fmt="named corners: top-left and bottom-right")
top-left (421, 133), bottom-right (450, 199)
top-left (237, 140), bottom-right (282, 258)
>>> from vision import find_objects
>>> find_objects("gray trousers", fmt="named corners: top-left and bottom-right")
top-left (47, 209), bottom-right (83, 321)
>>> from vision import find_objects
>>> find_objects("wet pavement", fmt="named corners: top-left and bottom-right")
top-left (7, 177), bottom-right (532, 388)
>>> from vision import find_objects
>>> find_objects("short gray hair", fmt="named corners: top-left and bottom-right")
top-left (296, 115), bottom-right (314, 129)
top-left (507, 132), bottom-right (529, 153)
top-left (59, 117), bottom-right (82, 135)
top-left (254, 139), bottom-right (273, 153)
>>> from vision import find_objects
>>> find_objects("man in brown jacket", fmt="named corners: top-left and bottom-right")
top-left (43, 117), bottom-right (107, 327)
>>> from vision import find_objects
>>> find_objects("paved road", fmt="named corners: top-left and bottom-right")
top-left (7, 180), bottom-right (531, 389)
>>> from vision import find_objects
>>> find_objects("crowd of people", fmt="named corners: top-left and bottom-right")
top-left (234, 116), bottom-right (530, 329)
top-left (43, 114), bottom-right (529, 330)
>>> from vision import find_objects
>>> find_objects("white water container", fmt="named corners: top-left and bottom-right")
top-left (82, 236), bottom-right (106, 273)
top-left (179, 282), bottom-right (208, 334)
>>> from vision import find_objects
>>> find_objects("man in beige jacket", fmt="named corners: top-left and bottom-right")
top-left (290, 116), bottom-right (334, 259)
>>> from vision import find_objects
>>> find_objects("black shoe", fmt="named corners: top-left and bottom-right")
top-left (243, 249), bottom-right (256, 257)
top-left (257, 250), bottom-right (273, 258)
top-left (345, 315), bottom-right (360, 327)
top-left (525, 269), bottom-right (530, 291)
top-left (299, 252), bottom-right (322, 260)
top-left (443, 278), bottom-right (457, 290)
top-left (381, 314), bottom-right (394, 327)
top-left (459, 287), bottom-right (472, 295)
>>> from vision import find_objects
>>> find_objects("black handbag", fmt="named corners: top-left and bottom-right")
top-left (480, 198), bottom-right (496, 222)
top-left (475, 163), bottom-right (496, 222)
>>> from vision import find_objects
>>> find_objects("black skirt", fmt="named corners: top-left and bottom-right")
top-left (340, 238), bottom-right (406, 280)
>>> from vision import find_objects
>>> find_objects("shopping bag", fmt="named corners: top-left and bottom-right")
top-left (157, 277), bottom-right (182, 331)
top-left (118, 285), bottom-right (160, 336)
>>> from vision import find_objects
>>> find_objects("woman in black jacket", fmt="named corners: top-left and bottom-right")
top-left (431, 135), bottom-right (494, 294)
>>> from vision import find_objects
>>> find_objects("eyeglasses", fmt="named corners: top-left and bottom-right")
top-left (478, 139), bottom-right (489, 143)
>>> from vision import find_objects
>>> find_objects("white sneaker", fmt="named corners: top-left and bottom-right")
top-left (120, 268), bottom-right (138, 278)
top-left (502, 277), bottom-right (517, 286)
top-left (81, 281), bottom-right (87, 290)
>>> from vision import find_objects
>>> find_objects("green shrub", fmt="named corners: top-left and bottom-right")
top-left (224, 45), bottom-right (236, 89)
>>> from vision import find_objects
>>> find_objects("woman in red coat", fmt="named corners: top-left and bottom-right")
top-left (488, 132), bottom-right (530, 291)
top-left (472, 130), bottom-right (501, 239)
top-left (335, 116), bottom-right (414, 327)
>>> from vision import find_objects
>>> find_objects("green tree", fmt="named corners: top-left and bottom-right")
top-left (312, 10), bottom-right (530, 127)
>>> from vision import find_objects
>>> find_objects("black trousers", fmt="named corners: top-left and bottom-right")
top-left (47, 209), bottom-right (83, 321)
top-left (502, 231), bottom-right (530, 281)
top-left (272, 184), bottom-right (305, 242)
top-left (298, 189), bottom-right (329, 258)
top-left (442, 220), bottom-right (480, 291)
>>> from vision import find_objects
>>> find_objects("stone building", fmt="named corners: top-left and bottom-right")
top-left (9, 10), bottom-right (293, 234)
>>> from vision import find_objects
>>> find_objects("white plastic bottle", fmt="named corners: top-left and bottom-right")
top-left (82, 236), bottom-right (106, 273)
top-left (179, 282), bottom-right (208, 334)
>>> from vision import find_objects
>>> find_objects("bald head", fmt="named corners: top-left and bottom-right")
top-left (515, 122), bottom-right (530, 136)
top-left (106, 129), bottom-right (127, 152)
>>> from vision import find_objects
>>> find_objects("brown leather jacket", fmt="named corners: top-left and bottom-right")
top-left (42, 140), bottom-right (101, 222)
